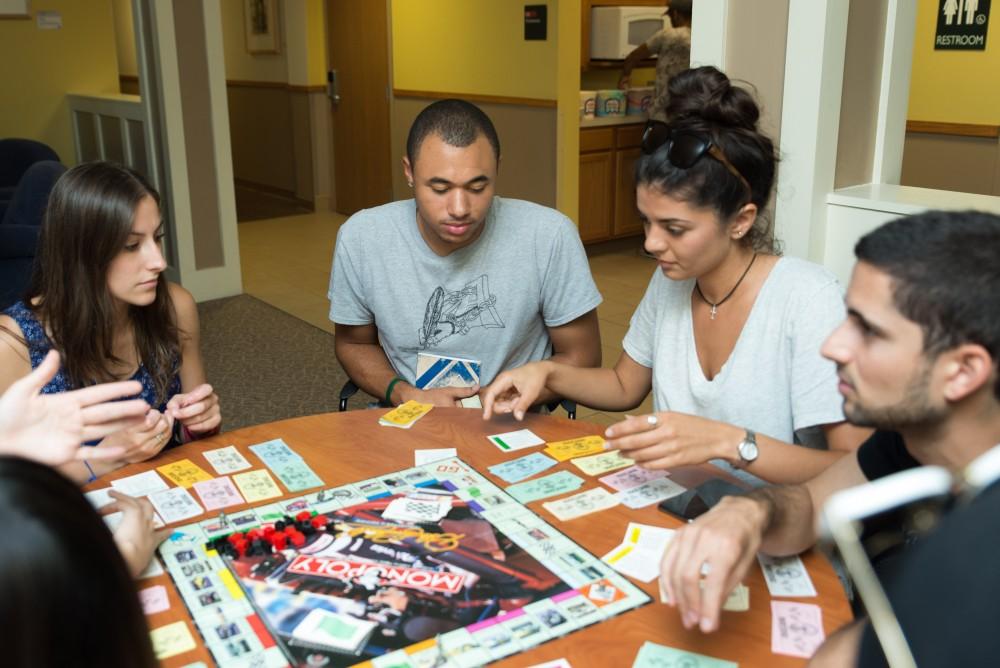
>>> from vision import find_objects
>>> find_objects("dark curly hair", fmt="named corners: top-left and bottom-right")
top-left (635, 66), bottom-right (780, 253)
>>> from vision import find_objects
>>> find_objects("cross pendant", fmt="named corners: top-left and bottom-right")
top-left (710, 304), bottom-right (718, 320)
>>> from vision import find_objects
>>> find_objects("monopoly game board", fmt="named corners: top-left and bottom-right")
top-left (158, 457), bottom-right (650, 667)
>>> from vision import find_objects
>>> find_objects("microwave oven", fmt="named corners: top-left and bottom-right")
top-left (590, 6), bottom-right (668, 60)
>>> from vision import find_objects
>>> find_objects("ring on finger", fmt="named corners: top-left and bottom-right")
top-left (646, 415), bottom-right (659, 427)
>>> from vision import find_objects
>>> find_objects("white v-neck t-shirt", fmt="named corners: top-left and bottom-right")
top-left (622, 257), bottom-right (846, 485)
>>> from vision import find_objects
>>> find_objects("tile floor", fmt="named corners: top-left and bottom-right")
top-left (238, 209), bottom-right (656, 427)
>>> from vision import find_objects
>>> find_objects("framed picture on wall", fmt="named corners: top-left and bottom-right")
top-left (0, 0), bottom-right (30, 19)
top-left (244, 0), bottom-right (280, 54)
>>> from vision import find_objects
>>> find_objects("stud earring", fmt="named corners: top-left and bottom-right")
top-left (407, 182), bottom-right (414, 188)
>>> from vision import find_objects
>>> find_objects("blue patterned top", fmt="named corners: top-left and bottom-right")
top-left (3, 301), bottom-right (181, 412)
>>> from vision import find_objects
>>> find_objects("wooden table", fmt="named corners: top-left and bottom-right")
top-left (95, 409), bottom-right (853, 667)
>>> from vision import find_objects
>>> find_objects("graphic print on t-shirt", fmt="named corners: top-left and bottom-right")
top-left (415, 275), bottom-right (505, 349)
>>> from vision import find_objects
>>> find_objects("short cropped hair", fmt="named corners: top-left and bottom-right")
top-left (406, 99), bottom-right (501, 165)
top-left (855, 209), bottom-right (1000, 399)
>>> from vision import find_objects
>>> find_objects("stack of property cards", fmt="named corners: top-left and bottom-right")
top-left (249, 439), bottom-right (324, 492)
top-left (543, 435), bottom-right (607, 461)
top-left (757, 554), bottom-right (818, 597)
top-left (201, 445), bottom-right (252, 474)
top-left (570, 449), bottom-right (634, 476)
top-left (542, 487), bottom-right (619, 521)
top-left (488, 452), bottom-right (557, 483)
top-left (632, 641), bottom-right (736, 668)
top-left (379, 400), bottom-right (434, 428)
top-left (602, 522), bottom-right (675, 582)
top-left (487, 428), bottom-right (545, 452)
top-left (415, 352), bottom-right (482, 409)
top-left (506, 470), bottom-right (584, 503)
top-left (658, 580), bottom-right (750, 612)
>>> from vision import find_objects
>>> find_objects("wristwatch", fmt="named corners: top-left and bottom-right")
top-left (736, 429), bottom-right (758, 467)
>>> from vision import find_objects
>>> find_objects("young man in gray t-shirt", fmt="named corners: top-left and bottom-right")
top-left (327, 99), bottom-right (602, 408)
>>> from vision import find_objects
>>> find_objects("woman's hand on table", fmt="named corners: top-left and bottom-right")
top-left (481, 362), bottom-right (552, 420)
top-left (96, 408), bottom-right (175, 465)
top-left (660, 495), bottom-right (769, 633)
top-left (604, 412), bottom-right (743, 470)
top-left (166, 383), bottom-right (221, 440)
top-left (104, 490), bottom-right (170, 578)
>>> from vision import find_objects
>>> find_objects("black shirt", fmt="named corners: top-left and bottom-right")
top-left (857, 480), bottom-right (1000, 667)
top-left (855, 430), bottom-right (920, 481)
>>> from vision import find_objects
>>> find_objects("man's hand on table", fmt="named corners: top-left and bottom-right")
top-left (659, 495), bottom-right (770, 633)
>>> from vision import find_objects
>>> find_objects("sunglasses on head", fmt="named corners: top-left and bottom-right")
top-left (640, 120), bottom-right (752, 196)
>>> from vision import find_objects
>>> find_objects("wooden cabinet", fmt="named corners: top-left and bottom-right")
top-left (578, 124), bottom-right (645, 243)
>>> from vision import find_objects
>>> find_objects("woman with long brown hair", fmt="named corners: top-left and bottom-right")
top-left (0, 161), bottom-right (221, 483)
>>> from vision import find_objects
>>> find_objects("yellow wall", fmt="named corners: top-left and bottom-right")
top-left (391, 0), bottom-right (558, 100)
top-left (908, 0), bottom-right (1000, 124)
top-left (0, 1), bottom-right (119, 164)
top-left (111, 0), bottom-right (137, 77)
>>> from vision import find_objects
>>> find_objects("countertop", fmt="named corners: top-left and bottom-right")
top-left (580, 115), bottom-right (647, 128)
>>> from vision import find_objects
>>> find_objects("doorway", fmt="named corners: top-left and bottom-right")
top-left (327, 0), bottom-right (393, 214)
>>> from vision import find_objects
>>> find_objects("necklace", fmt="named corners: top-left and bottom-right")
top-left (695, 252), bottom-right (758, 320)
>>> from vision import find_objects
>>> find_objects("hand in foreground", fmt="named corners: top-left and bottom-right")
top-left (96, 408), bottom-right (175, 465)
top-left (166, 383), bottom-right (221, 439)
top-left (480, 362), bottom-right (551, 420)
top-left (0, 350), bottom-right (148, 465)
top-left (399, 384), bottom-right (480, 408)
top-left (105, 490), bottom-right (170, 578)
top-left (660, 495), bottom-right (768, 633)
top-left (604, 411), bottom-right (742, 470)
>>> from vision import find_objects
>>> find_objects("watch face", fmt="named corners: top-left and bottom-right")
top-left (739, 439), bottom-right (759, 462)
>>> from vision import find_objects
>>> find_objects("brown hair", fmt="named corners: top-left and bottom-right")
top-left (25, 162), bottom-right (179, 403)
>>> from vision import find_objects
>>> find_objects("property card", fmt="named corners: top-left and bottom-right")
top-left (202, 445), bottom-right (252, 474)
top-left (543, 487), bottom-right (619, 521)
top-left (757, 554), bottom-right (818, 597)
top-left (148, 486), bottom-right (204, 524)
top-left (488, 452), bottom-right (557, 483)
top-left (570, 449), bottom-right (634, 476)
top-left (149, 620), bottom-right (198, 660)
top-left (192, 476), bottom-right (245, 511)
top-left (272, 459), bottom-right (325, 492)
top-left (543, 435), bottom-right (607, 461)
top-left (85, 486), bottom-right (114, 510)
top-left (632, 641), bottom-right (737, 668)
top-left (602, 522), bottom-right (675, 582)
top-left (616, 477), bottom-right (687, 509)
top-left (379, 400), bottom-right (433, 428)
top-left (139, 556), bottom-right (165, 579)
top-left (658, 581), bottom-right (750, 612)
top-left (110, 469), bottom-right (170, 497)
top-left (415, 352), bottom-right (481, 389)
top-left (599, 465), bottom-right (668, 492)
top-left (414, 448), bottom-right (458, 465)
top-left (249, 438), bottom-right (302, 466)
top-left (488, 428), bottom-right (545, 452)
top-left (506, 470), bottom-right (585, 504)
top-left (139, 584), bottom-right (171, 615)
top-left (232, 469), bottom-right (283, 502)
top-left (771, 601), bottom-right (825, 658)
top-left (156, 459), bottom-right (214, 489)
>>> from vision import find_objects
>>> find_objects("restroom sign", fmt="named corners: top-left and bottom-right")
top-left (935, 0), bottom-right (990, 50)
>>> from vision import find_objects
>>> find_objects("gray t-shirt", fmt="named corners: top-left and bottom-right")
top-left (328, 196), bottom-right (602, 386)
top-left (622, 257), bottom-right (846, 485)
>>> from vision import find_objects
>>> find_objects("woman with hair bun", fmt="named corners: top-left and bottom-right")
top-left (484, 67), bottom-right (869, 485)
top-left (0, 162), bottom-right (222, 484)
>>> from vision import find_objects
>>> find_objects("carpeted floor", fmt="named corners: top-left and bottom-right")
top-left (197, 294), bottom-right (377, 431)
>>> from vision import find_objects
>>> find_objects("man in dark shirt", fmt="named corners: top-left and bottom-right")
top-left (655, 210), bottom-right (1000, 664)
